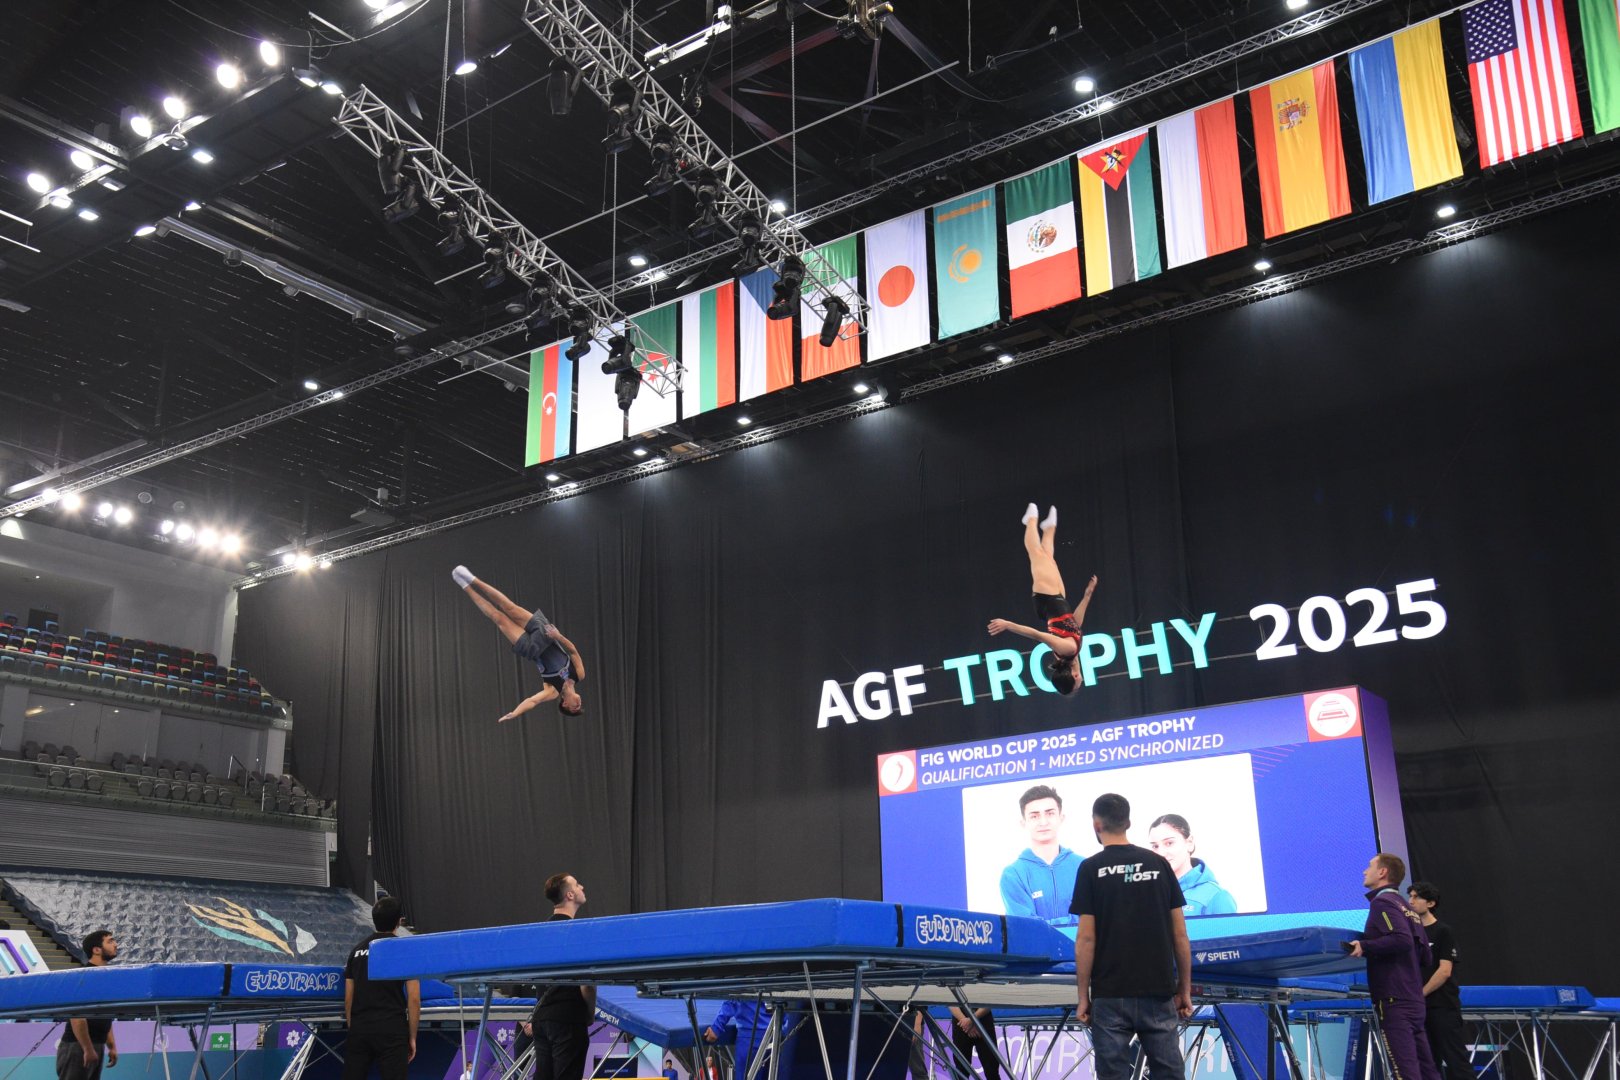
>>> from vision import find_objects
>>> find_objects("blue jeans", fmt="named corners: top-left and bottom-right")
top-left (1089, 997), bottom-right (1184, 1080)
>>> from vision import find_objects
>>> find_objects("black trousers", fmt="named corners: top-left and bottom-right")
top-left (343, 1032), bottom-right (410, 1080)
top-left (950, 1014), bottom-right (1000, 1080)
top-left (1424, 1006), bottom-right (1476, 1080)
top-left (533, 1021), bottom-right (589, 1080)
top-left (55, 1042), bottom-right (105, 1080)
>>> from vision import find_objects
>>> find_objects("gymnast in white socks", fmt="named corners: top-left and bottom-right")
top-left (452, 566), bottom-right (585, 720)
top-left (986, 505), bottom-right (1097, 696)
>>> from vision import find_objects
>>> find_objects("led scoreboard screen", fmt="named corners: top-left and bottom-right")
top-left (876, 687), bottom-right (1407, 939)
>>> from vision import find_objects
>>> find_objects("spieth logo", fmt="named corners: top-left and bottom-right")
top-left (243, 968), bottom-right (343, 994)
top-left (914, 914), bottom-right (996, 948)
top-left (1196, 949), bottom-right (1242, 964)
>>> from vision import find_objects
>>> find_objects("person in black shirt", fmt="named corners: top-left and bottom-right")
top-left (1408, 882), bottom-right (1472, 1080)
top-left (529, 873), bottom-right (596, 1080)
top-left (1069, 793), bottom-right (1191, 1080)
top-left (985, 504), bottom-right (1098, 697)
top-left (57, 930), bottom-right (119, 1080)
top-left (344, 897), bottom-right (420, 1080)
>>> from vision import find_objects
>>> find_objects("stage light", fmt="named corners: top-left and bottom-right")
top-left (174, 521), bottom-right (194, 542)
top-left (521, 276), bottom-right (563, 333)
top-left (1073, 75), bottom-right (1096, 94)
top-left (997, 353), bottom-right (1014, 364)
top-left (615, 369), bottom-right (641, 412)
top-left (867, 385), bottom-right (891, 404)
top-left (280, 552), bottom-right (296, 566)
top-left (852, 382), bottom-right (870, 394)
top-left (318, 559), bottom-right (332, 569)
top-left (1436, 203), bottom-right (1457, 219)
top-left (645, 124), bottom-right (678, 195)
top-left (604, 78), bottom-right (641, 153)
top-left (96, 502), bottom-right (113, 519)
top-left (1254, 259), bottom-right (1272, 273)
top-left (478, 243), bottom-right (507, 289)
top-left (70, 149), bottom-right (94, 170)
top-left (737, 416), bottom-right (752, 426)
top-left (378, 140), bottom-right (406, 196)
top-left (320, 80), bottom-right (344, 96)
top-left (633, 446), bottom-right (648, 457)
top-left (216, 63), bottom-right (242, 89)
top-left (436, 208), bottom-right (466, 255)
top-left (134, 224), bottom-right (157, 236)
top-left (1286, 0), bottom-right (1309, 8)
top-left (185, 200), bottom-right (202, 211)
top-left (293, 68), bottom-right (321, 88)
top-left (259, 40), bottom-right (282, 66)
top-left (331, 390), bottom-right (345, 399)
top-left (383, 181), bottom-right (420, 223)
top-left (1096, 98), bottom-right (1117, 112)
top-left (628, 254), bottom-right (648, 268)
top-left (113, 506), bottom-right (134, 526)
top-left (192, 148), bottom-right (215, 165)
top-left (649, 269), bottom-right (668, 282)
top-left (455, 59), bottom-right (478, 76)
top-left (197, 527), bottom-right (219, 550)
top-left (648, 456), bottom-right (665, 466)
top-left (100, 177), bottom-right (125, 191)
top-left (26, 172), bottom-right (50, 194)
top-left (817, 295), bottom-right (848, 348)
top-left (221, 534), bottom-right (243, 554)
top-left (733, 213), bottom-right (764, 274)
top-left (128, 113), bottom-right (153, 139)
top-left (769, 198), bottom-right (788, 215)
top-left (544, 472), bottom-right (561, 482)
top-left (61, 492), bottom-right (83, 512)
top-left (160, 519), bottom-right (175, 535)
top-left (162, 95), bottom-right (188, 120)
top-left (565, 307), bottom-right (595, 360)
top-left (548, 58), bottom-right (582, 114)
top-left (600, 334), bottom-right (634, 376)
top-left (687, 167), bottom-right (722, 238)
top-left (78, 208), bottom-right (99, 221)
top-left (293, 553), bottom-right (314, 572)
top-left (304, 379), bottom-right (319, 391)
top-left (48, 192), bottom-right (72, 209)
top-left (767, 256), bottom-right (804, 320)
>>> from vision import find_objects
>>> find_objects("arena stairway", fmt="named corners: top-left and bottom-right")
top-left (0, 887), bottom-right (78, 969)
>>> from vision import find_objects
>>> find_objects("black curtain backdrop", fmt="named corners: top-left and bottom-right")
top-left (234, 202), bottom-right (1620, 990)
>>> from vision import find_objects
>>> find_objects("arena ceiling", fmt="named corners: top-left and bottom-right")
top-left (1, 0), bottom-right (1615, 575)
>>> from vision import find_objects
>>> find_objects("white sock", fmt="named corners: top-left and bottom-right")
top-left (451, 565), bottom-right (475, 588)
top-left (1021, 503), bottom-right (1039, 524)
top-left (1041, 506), bottom-right (1058, 530)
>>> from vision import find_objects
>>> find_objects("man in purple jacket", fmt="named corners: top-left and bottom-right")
top-left (1349, 854), bottom-right (1441, 1080)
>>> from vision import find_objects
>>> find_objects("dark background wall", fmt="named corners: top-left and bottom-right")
top-left (235, 201), bottom-right (1620, 990)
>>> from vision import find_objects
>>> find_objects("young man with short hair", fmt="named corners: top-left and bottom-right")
top-left (1000, 785), bottom-right (1081, 926)
top-left (1069, 793), bottom-right (1191, 1080)
top-left (1349, 855), bottom-right (1439, 1080)
top-left (344, 897), bottom-right (421, 1080)
top-left (1407, 882), bottom-right (1473, 1080)
top-left (528, 874), bottom-right (596, 1080)
top-left (57, 931), bottom-right (119, 1080)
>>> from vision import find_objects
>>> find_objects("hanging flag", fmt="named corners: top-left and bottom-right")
top-left (524, 341), bottom-right (573, 466)
top-left (800, 235), bottom-right (862, 381)
top-left (931, 185), bottom-right (1001, 338)
top-left (1075, 129), bottom-right (1161, 295)
top-left (738, 268), bottom-right (795, 401)
top-left (1156, 99), bottom-right (1247, 270)
top-left (1003, 161), bottom-right (1081, 317)
top-left (1579, 0), bottom-right (1620, 133)
top-left (679, 282), bottom-right (737, 419)
top-left (1464, 0), bottom-right (1584, 167)
top-left (572, 330), bottom-right (623, 453)
top-left (864, 210), bottom-right (930, 360)
top-left (628, 302), bottom-right (678, 435)
top-left (1250, 61), bottom-right (1352, 239)
top-left (1349, 20), bottom-right (1464, 203)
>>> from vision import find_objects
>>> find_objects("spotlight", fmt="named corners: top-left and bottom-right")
top-left (216, 63), bottom-right (242, 89)
top-left (521, 276), bottom-right (563, 333)
top-left (160, 519), bottom-right (175, 535)
top-left (852, 382), bottom-right (870, 394)
top-left (454, 59), bottom-right (478, 76)
top-left (26, 172), bottom-right (50, 194)
top-left (42, 488), bottom-right (60, 504)
top-left (70, 149), bottom-right (94, 170)
top-left (363, 0), bottom-right (387, 8)
top-left (77, 208), bottom-right (99, 221)
top-left (174, 521), bottom-right (194, 542)
top-left (1436, 203), bottom-right (1457, 219)
top-left (435, 208), bottom-right (466, 255)
top-left (162, 95), bottom-right (188, 120)
top-left (1073, 75), bottom-right (1096, 94)
top-left (223, 250), bottom-right (243, 267)
top-left (548, 58), bottom-right (583, 115)
top-left (644, 124), bottom-right (679, 196)
top-left (769, 198), bottom-right (788, 215)
top-left (564, 307), bottom-right (595, 360)
top-left (294, 553), bottom-right (314, 572)
top-left (733, 212), bottom-right (765, 274)
top-left (100, 177), bottom-right (125, 191)
top-left (687, 167), bottom-right (723, 238)
top-left (1096, 98), bottom-right (1117, 112)
top-left (185, 200), bottom-right (202, 211)
top-left (113, 506), bottom-right (134, 526)
top-left (504, 295), bottom-right (528, 316)
top-left (48, 192), bottom-right (72, 209)
top-left (96, 502), bottom-right (114, 519)
top-left (615, 369), bottom-right (641, 412)
top-left (544, 473), bottom-right (561, 482)
top-left (259, 40), bottom-right (282, 66)
top-left (1286, 0), bottom-right (1309, 8)
top-left (134, 224), bottom-right (156, 237)
top-left (221, 534), bottom-right (243, 555)
top-left (633, 446), bottom-right (649, 458)
top-left (479, 242), bottom-right (508, 289)
top-left (629, 254), bottom-right (648, 268)
top-left (866, 384), bottom-right (892, 405)
top-left (997, 353), bottom-right (1014, 364)
top-left (192, 149), bottom-right (215, 165)
top-left (331, 390), bottom-right (345, 399)
top-left (737, 416), bottom-right (752, 426)
top-left (378, 140), bottom-right (406, 196)
top-left (767, 256), bottom-right (804, 320)
top-left (318, 559), bottom-right (332, 570)
top-left (817, 295), bottom-right (849, 348)
top-left (304, 379), bottom-right (319, 391)
top-left (292, 68), bottom-right (321, 88)
top-left (61, 492), bottom-right (83, 512)
top-left (383, 181), bottom-right (420, 223)
top-left (280, 552), bottom-right (296, 566)
top-left (320, 80), bottom-right (345, 96)
top-left (604, 78), bottom-right (641, 153)
top-left (197, 527), bottom-right (219, 549)
top-left (128, 113), bottom-right (153, 139)
top-left (1254, 259), bottom-right (1272, 273)
top-left (648, 456), bottom-right (665, 466)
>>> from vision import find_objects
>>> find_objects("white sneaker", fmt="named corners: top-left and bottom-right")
top-left (451, 565), bottom-right (475, 588)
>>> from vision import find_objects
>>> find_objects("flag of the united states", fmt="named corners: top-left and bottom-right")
top-left (1463, 0), bottom-right (1583, 167)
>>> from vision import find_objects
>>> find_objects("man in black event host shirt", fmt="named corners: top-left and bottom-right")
top-left (528, 873), bottom-right (597, 1080)
top-left (1069, 793), bottom-right (1192, 1080)
top-left (1408, 882), bottom-right (1473, 1080)
top-left (344, 897), bottom-right (420, 1080)
top-left (57, 930), bottom-right (119, 1080)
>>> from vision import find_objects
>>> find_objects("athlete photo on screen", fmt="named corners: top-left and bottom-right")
top-left (1000, 784), bottom-right (1082, 926)
top-left (986, 504), bottom-right (1097, 696)
top-left (1147, 814), bottom-right (1237, 916)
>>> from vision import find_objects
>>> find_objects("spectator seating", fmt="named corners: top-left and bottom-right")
top-left (3, 748), bottom-right (333, 819)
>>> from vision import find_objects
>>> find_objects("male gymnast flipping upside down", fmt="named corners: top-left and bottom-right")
top-left (452, 566), bottom-right (585, 720)
top-left (986, 504), bottom-right (1097, 697)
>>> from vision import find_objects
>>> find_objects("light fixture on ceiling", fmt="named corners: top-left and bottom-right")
top-left (259, 40), bottom-right (282, 66)
top-left (294, 553), bottom-right (314, 572)
top-left (134, 223), bottom-right (156, 237)
top-left (852, 382), bottom-right (870, 395)
top-left (604, 78), bottom-right (642, 153)
top-left (128, 113), bottom-right (154, 139)
top-left (1254, 259), bottom-right (1273, 273)
top-left (48, 191), bottom-right (72, 209)
top-left (113, 506), bottom-right (134, 526)
top-left (192, 148), bottom-right (215, 165)
top-left (196, 527), bottom-right (219, 550)
top-left (817, 296), bottom-right (849, 347)
top-left (26, 172), bottom-right (51, 194)
top-left (293, 68), bottom-right (321, 88)
top-left (767, 255), bottom-right (804, 320)
top-left (216, 63), bottom-right (242, 89)
top-left (184, 200), bottom-right (202, 211)
top-left (1436, 203), bottom-right (1457, 219)
top-left (455, 59), bottom-right (478, 76)
top-left (628, 253), bottom-right (649, 268)
top-left (304, 379), bottom-right (319, 391)
top-left (60, 492), bottom-right (83, 512)
top-left (174, 522), bottom-right (195, 542)
top-left (1095, 98), bottom-right (1117, 112)
top-left (99, 177), bottom-right (125, 191)
top-left (737, 416), bottom-right (752, 426)
top-left (768, 198), bottom-right (788, 215)
top-left (162, 95), bottom-right (188, 120)
top-left (77, 207), bottom-right (99, 221)
top-left (70, 149), bottom-right (94, 171)
top-left (1286, 0), bottom-right (1309, 9)
top-left (1073, 75), bottom-right (1096, 94)
top-left (997, 353), bottom-right (1014, 364)
top-left (221, 534), bottom-right (243, 555)
top-left (320, 80), bottom-right (344, 96)
top-left (544, 472), bottom-right (561, 482)
top-left (645, 124), bottom-right (678, 196)
top-left (633, 446), bottom-right (649, 458)
top-left (95, 502), bottom-right (114, 519)
top-left (160, 519), bottom-right (175, 535)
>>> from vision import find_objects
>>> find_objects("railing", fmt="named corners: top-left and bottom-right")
top-left (0, 649), bottom-right (287, 725)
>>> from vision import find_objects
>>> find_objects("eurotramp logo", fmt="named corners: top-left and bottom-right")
top-left (913, 913), bottom-right (996, 947)
top-left (242, 968), bottom-right (342, 994)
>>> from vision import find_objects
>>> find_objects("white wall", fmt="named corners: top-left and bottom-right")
top-left (0, 518), bottom-right (239, 660)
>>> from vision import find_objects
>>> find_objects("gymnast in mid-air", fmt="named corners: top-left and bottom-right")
top-left (986, 505), bottom-right (1096, 696)
top-left (452, 566), bottom-right (585, 720)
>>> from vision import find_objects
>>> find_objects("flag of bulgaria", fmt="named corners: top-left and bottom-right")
top-left (627, 302), bottom-right (678, 436)
top-left (524, 341), bottom-right (573, 466)
top-left (1579, 0), bottom-right (1620, 133)
top-left (679, 281), bottom-right (737, 419)
top-left (1075, 129), bottom-right (1162, 294)
top-left (1003, 160), bottom-right (1082, 318)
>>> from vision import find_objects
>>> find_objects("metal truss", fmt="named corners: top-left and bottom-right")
top-left (610, 0), bottom-right (1393, 294)
top-left (235, 165), bottom-right (1620, 584)
top-left (333, 86), bottom-right (680, 396)
top-left (0, 317), bottom-right (528, 519)
top-left (520, 0), bottom-right (865, 328)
